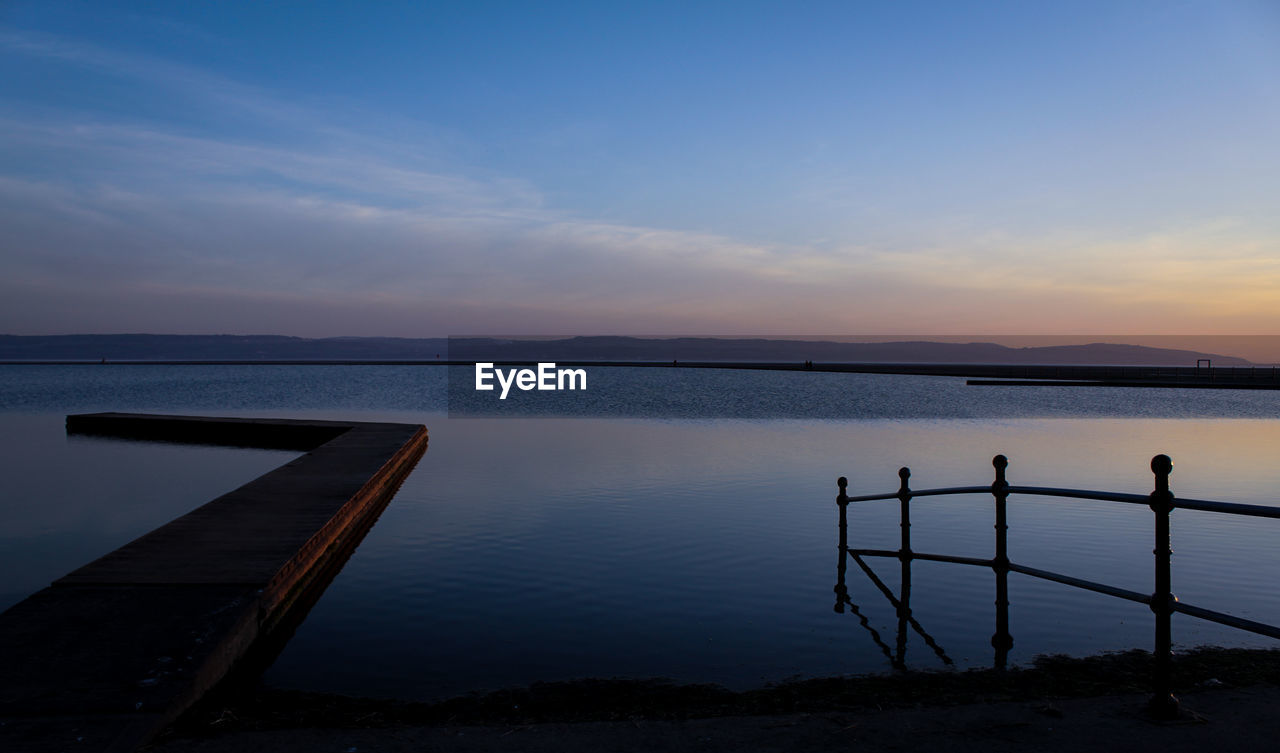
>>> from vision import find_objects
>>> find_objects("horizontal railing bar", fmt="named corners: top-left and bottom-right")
top-left (844, 486), bottom-right (994, 503)
top-left (1172, 602), bottom-right (1280, 640)
top-left (1012, 487), bottom-right (1280, 517)
top-left (847, 548), bottom-right (902, 558)
top-left (1170, 498), bottom-right (1280, 518)
top-left (1005, 485), bottom-right (1151, 505)
top-left (846, 485), bottom-right (1149, 505)
top-left (909, 552), bottom-right (994, 568)
top-left (847, 548), bottom-right (993, 569)
top-left (843, 491), bottom-right (904, 503)
top-left (847, 483), bottom-right (1280, 519)
top-left (1008, 563), bottom-right (1152, 605)
top-left (851, 548), bottom-right (1152, 604)
top-left (909, 486), bottom-right (996, 498)
top-left (849, 548), bottom-right (1280, 640)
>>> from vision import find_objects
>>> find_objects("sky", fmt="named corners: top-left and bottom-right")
top-left (1, 1), bottom-right (1278, 338)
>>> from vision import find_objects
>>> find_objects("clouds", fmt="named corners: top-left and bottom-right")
top-left (1, 15), bottom-right (1278, 337)
top-left (3, 115), bottom-right (1278, 336)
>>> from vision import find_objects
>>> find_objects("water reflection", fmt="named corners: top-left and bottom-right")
top-left (9, 401), bottom-right (1280, 699)
top-left (0, 414), bottom-right (299, 611)
top-left (834, 453), bottom-right (1280, 692)
top-left (835, 529), bottom-right (1017, 671)
top-left (833, 468), bottom-right (964, 671)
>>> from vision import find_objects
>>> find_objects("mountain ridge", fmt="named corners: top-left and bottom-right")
top-left (0, 335), bottom-right (1253, 365)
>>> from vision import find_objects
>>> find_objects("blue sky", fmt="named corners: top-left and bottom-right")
top-left (2, 1), bottom-right (1278, 336)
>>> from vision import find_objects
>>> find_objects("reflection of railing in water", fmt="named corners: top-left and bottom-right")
top-left (833, 455), bottom-right (1280, 718)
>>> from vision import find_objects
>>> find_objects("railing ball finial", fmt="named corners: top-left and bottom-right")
top-left (992, 454), bottom-right (1009, 489)
top-left (1151, 454), bottom-right (1173, 498)
top-left (837, 476), bottom-right (848, 504)
top-left (897, 466), bottom-right (911, 497)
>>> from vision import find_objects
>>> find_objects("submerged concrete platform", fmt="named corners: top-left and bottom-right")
top-left (0, 413), bottom-right (428, 753)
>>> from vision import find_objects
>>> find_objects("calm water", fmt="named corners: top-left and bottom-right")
top-left (2, 364), bottom-right (1279, 699)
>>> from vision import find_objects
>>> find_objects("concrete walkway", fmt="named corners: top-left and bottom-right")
top-left (0, 413), bottom-right (428, 753)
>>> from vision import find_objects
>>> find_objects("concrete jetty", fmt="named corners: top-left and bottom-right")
top-left (0, 413), bottom-right (428, 753)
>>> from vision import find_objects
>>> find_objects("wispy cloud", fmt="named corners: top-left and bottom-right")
top-left (0, 28), bottom-right (315, 129)
top-left (2, 28), bottom-right (1278, 335)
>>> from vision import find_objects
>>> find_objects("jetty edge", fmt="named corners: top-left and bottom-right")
top-left (0, 412), bottom-right (429, 753)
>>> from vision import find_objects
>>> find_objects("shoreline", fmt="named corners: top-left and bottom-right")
top-left (168, 645), bottom-right (1280, 730)
top-left (145, 646), bottom-right (1280, 752)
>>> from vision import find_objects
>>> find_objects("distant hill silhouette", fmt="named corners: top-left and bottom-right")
top-left (0, 334), bottom-right (449, 361)
top-left (0, 334), bottom-right (1251, 365)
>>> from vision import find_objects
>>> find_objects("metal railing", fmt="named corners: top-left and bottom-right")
top-left (833, 455), bottom-right (1280, 718)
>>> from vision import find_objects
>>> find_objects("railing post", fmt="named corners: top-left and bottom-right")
top-left (895, 467), bottom-right (912, 668)
top-left (992, 455), bottom-right (1009, 566)
top-left (834, 477), bottom-right (849, 613)
top-left (898, 467), bottom-right (912, 556)
top-left (1148, 454), bottom-right (1180, 719)
top-left (991, 455), bottom-right (1014, 669)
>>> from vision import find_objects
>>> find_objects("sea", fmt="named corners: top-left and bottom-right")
top-left (2, 363), bottom-right (1279, 700)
